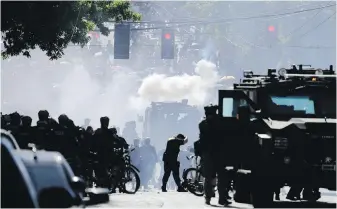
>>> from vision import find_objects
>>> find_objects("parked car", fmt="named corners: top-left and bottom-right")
top-left (1, 130), bottom-right (110, 208)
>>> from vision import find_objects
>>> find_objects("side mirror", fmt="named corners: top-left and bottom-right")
top-left (84, 188), bottom-right (110, 206)
top-left (70, 176), bottom-right (86, 192)
top-left (38, 187), bottom-right (74, 208)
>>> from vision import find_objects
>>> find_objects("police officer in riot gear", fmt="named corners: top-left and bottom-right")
top-left (130, 139), bottom-right (142, 170)
top-left (7, 112), bottom-right (21, 138)
top-left (35, 110), bottom-right (51, 149)
top-left (199, 105), bottom-right (230, 205)
top-left (111, 127), bottom-right (128, 149)
top-left (161, 134), bottom-right (188, 192)
top-left (16, 116), bottom-right (34, 149)
top-left (140, 137), bottom-right (157, 190)
top-left (94, 116), bottom-right (113, 187)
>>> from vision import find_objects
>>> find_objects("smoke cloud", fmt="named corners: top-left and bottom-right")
top-left (137, 59), bottom-right (219, 106)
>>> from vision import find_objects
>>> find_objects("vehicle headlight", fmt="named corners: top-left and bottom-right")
top-left (325, 157), bottom-right (333, 164)
top-left (274, 137), bottom-right (288, 149)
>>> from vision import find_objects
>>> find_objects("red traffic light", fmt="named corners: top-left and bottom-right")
top-left (268, 25), bottom-right (275, 32)
top-left (164, 33), bottom-right (171, 39)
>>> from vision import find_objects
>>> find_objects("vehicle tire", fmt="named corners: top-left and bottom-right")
top-left (183, 168), bottom-right (205, 197)
top-left (121, 167), bottom-right (140, 194)
top-left (251, 175), bottom-right (274, 208)
top-left (234, 172), bottom-right (252, 204)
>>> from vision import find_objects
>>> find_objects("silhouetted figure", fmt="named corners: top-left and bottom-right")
top-left (161, 134), bottom-right (188, 192)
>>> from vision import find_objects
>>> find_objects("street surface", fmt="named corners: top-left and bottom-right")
top-left (90, 187), bottom-right (337, 208)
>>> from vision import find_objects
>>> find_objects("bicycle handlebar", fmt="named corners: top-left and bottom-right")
top-left (186, 155), bottom-right (196, 160)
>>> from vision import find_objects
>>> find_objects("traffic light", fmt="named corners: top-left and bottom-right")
top-left (268, 25), bottom-right (275, 32)
top-left (266, 25), bottom-right (278, 45)
top-left (114, 24), bottom-right (130, 59)
top-left (161, 29), bottom-right (175, 59)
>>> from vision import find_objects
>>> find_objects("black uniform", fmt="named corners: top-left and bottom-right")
top-left (199, 105), bottom-right (231, 205)
top-left (16, 116), bottom-right (34, 149)
top-left (161, 134), bottom-right (187, 192)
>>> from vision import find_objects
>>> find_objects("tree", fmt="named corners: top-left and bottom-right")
top-left (1, 0), bottom-right (141, 60)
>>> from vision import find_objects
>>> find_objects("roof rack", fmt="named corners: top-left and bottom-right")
top-left (237, 65), bottom-right (335, 89)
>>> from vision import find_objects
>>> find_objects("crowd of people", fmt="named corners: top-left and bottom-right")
top-left (1, 110), bottom-right (195, 192)
top-left (1, 104), bottom-right (323, 206)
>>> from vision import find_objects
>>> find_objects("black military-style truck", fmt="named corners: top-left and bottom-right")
top-left (216, 65), bottom-right (336, 207)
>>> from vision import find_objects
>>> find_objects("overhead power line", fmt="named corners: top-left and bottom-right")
top-left (168, 3), bottom-right (337, 27)
top-left (68, 43), bottom-right (335, 50)
top-left (283, 1), bottom-right (332, 40)
top-left (100, 3), bottom-right (336, 31)
top-left (296, 10), bottom-right (336, 39)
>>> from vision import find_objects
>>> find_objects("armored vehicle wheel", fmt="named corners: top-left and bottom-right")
top-left (234, 171), bottom-right (253, 204)
top-left (251, 175), bottom-right (274, 208)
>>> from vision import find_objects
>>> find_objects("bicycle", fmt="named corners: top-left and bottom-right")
top-left (107, 148), bottom-right (141, 194)
top-left (182, 155), bottom-right (205, 196)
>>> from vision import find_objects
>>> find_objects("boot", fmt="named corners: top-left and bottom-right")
top-left (161, 186), bottom-right (167, 192)
top-left (205, 197), bottom-right (211, 205)
top-left (177, 186), bottom-right (187, 192)
top-left (218, 198), bottom-right (231, 206)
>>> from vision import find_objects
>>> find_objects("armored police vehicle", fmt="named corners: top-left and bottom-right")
top-left (143, 100), bottom-right (202, 149)
top-left (216, 65), bottom-right (336, 207)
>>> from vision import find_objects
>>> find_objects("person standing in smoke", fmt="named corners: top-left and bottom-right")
top-left (140, 138), bottom-right (158, 190)
top-left (178, 147), bottom-right (191, 180)
top-left (122, 121), bottom-right (139, 143)
top-left (161, 134), bottom-right (188, 192)
top-left (82, 118), bottom-right (91, 130)
top-left (130, 139), bottom-right (142, 171)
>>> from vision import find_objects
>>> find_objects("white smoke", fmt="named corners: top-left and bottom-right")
top-left (2, 56), bottom-right (217, 130)
top-left (137, 59), bottom-right (219, 106)
top-left (1, 56), bottom-right (147, 129)
top-left (56, 65), bottom-right (148, 128)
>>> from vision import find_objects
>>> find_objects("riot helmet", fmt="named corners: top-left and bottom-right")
top-left (38, 110), bottom-right (49, 121)
top-left (100, 116), bottom-right (109, 129)
top-left (58, 114), bottom-right (69, 126)
top-left (21, 116), bottom-right (32, 127)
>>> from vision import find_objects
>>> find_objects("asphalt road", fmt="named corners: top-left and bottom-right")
top-left (89, 187), bottom-right (337, 208)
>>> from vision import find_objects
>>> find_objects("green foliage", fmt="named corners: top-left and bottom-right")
top-left (1, 0), bottom-right (141, 60)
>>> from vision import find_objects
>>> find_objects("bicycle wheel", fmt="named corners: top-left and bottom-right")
top-left (120, 167), bottom-right (140, 194)
top-left (183, 168), bottom-right (204, 197)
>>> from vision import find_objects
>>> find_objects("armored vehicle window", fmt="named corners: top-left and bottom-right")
top-left (267, 95), bottom-right (315, 115)
top-left (222, 98), bottom-right (248, 117)
top-left (222, 98), bottom-right (234, 117)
